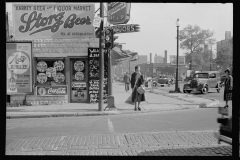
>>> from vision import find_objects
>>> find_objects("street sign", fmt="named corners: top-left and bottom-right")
top-left (93, 16), bottom-right (102, 28)
top-left (107, 2), bottom-right (131, 25)
top-left (110, 24), bottom-right (140, 34)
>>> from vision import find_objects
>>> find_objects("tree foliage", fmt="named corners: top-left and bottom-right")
top-left (214, 38), bottom-right (233, 72)
top-left (179, 25), bottom-right (216, 70)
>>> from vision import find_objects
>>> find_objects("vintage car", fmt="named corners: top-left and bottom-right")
top-left (157, 76), bottom-right (171, 87)
top-left (183, 71), bottom-right (221, 94)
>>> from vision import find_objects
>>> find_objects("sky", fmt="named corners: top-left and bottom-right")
top-left (6, 3), bottom-right (233, 63)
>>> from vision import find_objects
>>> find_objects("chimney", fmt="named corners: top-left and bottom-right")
top-left (225, 31), bottom-right (231, 40)
top-left (150, 53), bottom-right (152, 64)
top-left (164, 50), bottom-right (167, 64)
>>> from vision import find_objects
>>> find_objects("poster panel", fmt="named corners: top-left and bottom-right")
top-left (12, 3), bottom-right (95, 38)
top-left (6, 42), bottom-right (32, 94)
top-left (88, 48), bottom-right (108, 103)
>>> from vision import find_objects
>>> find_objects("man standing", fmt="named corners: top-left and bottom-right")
top-left (124, 72), bottom-right (131, 92)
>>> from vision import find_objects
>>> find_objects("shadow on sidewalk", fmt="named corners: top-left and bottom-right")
top-left (137, 145), bottom-right (232, 156)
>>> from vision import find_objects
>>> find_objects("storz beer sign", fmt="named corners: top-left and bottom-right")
top-left (107, 2), bottom-right (131, 25)
top-left (12, 3), bottom-right (95, 38)
top-left (37, 85), bottom-right (67, 96)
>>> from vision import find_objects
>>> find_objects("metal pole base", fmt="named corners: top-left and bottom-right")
top-left (104, 95), bottom-right (117, 111)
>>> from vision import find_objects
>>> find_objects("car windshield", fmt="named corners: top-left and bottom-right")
top-left (194, 73), bottom-right (209, 78)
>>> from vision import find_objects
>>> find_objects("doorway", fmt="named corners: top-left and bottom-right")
top-left (70, 58), bottom-right (88, 103)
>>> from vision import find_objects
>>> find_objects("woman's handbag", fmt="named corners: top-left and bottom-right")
top-left (137, 85), bottom-right (145, 94)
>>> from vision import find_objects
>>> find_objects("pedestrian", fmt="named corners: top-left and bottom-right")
top-left (223, 68), bottom-right (233, 108)
top-left (124, 72), bottom-right (131, 92)
top-left (130, 65), bottom-right (145, 111)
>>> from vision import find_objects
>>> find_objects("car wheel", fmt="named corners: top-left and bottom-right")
top-left (186, 90), bottom-right (191, 93)
top-left (201, 87), bottom-right (208, 94)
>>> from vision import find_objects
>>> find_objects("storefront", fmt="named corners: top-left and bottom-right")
top-left (7, 3), bottom-right (107, 105)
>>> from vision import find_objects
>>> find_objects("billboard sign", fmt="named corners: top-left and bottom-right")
top-left (109, 24), bottom-right (140, 34)
top-left (7, 42), bottom-right (32, 94)
top-left (170, 55), bottom-right (185, 65)
top-left (107, 2), bottom-right (131, 25)
top-left (12, 3), bottom-right (95, 39)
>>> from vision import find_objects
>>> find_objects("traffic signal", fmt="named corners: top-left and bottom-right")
top-left (105, 28), bottom-right (113, 49)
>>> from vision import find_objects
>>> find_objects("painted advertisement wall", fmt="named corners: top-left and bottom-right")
top-left (12, 3), bottom-right (95, 39)
top-left (6, 42), bottom-right (32, 94)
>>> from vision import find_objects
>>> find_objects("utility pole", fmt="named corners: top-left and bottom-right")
top-left (98, 2), bottom-right (104, 111)
top-left (210, 45), bottom-right (212, 71)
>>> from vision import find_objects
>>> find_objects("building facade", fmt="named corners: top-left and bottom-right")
top-left (154, 54), bottom-right (164, 63)
top-left (7, 3), bottom-right (109, 105)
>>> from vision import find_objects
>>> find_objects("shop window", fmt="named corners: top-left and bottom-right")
top-left (35, 58), bottom-right (66, 85)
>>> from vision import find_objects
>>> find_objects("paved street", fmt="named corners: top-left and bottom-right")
top-left (6, 107), bottom-right (232, 156)
top-left (6, 131), bottom-right (231, 156)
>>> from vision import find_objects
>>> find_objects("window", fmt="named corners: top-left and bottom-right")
top-left (35, 58), bottom-right (66, 85)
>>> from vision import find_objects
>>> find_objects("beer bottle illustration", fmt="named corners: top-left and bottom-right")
top-left (9, 70), bottom-right (16, 91)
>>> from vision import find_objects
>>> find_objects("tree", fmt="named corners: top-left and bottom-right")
top-left (179, 25), bottom-right (216, 70)
top-left (215, 37), bottom-right (233, 74)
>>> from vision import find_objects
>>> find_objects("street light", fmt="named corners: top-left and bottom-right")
top-left (175, 18), bottom-right (180, 92)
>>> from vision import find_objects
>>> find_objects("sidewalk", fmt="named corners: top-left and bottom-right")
top-left (6, 82), bottom-right (220, 119)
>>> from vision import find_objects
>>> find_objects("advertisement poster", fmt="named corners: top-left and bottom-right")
top-left (71, 60), bottom-right (87, 102)
top-left (107, 2), bottom-right (131, 25)
top-left (12, 3), bottom-right (95, 39)
top-left (37, 85), bottom-right (67, 96)
top-left (71, 82), bottom-right (87, 101)
top-left (6, 42), bottom-right (32, 94)
top-left (88, 48), bottom-right (108, 103)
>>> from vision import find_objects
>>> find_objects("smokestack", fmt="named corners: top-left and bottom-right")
top-left (150, 53), bottom-right (152, 64)
top-left (225, 31), bottom-right (231, 40)
top-left (164, 50), bottom-right (167, 64)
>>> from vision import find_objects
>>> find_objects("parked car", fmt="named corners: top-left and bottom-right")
top-left (183, 71), bottom-right (221, 94)
top-left (157, 76), bottom-right (171, 87)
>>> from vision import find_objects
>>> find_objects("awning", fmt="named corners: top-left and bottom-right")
top-left (111, 46), bottom-right (139, 66)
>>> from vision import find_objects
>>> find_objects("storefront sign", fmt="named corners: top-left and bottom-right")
top-left (110, 24), bottom-right (140, 34)
top-left (13, 3), bottom-right (95, 38)
top-left (88, 48), bottom-right (108, 103)
top-left (7, 42), bottom-right (32, 94)
top-left (107, 2), bottom-right (131, 25)
top-left (170, 55), bottom-right (186, 65)
top-left (37, 85), bottom-right (67, 96)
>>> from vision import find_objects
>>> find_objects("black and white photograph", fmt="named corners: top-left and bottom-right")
top-left (6, 2), bottom-right (234, 156)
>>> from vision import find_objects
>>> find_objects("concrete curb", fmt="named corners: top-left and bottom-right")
top-left (6, 105), bottom-right (196, 119)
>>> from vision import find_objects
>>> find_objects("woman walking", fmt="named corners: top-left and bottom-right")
top-left (223, 68), bottom-right (233, 108)
top-left (130, 65), bottom-right (145, 111)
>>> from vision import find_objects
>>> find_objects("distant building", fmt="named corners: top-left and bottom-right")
top-left (154, 54), bottom-right (164, 63)
top-left (217, 31), bottom-right (232, 54)
top-left (114, 55), bottom-right (148, 77)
